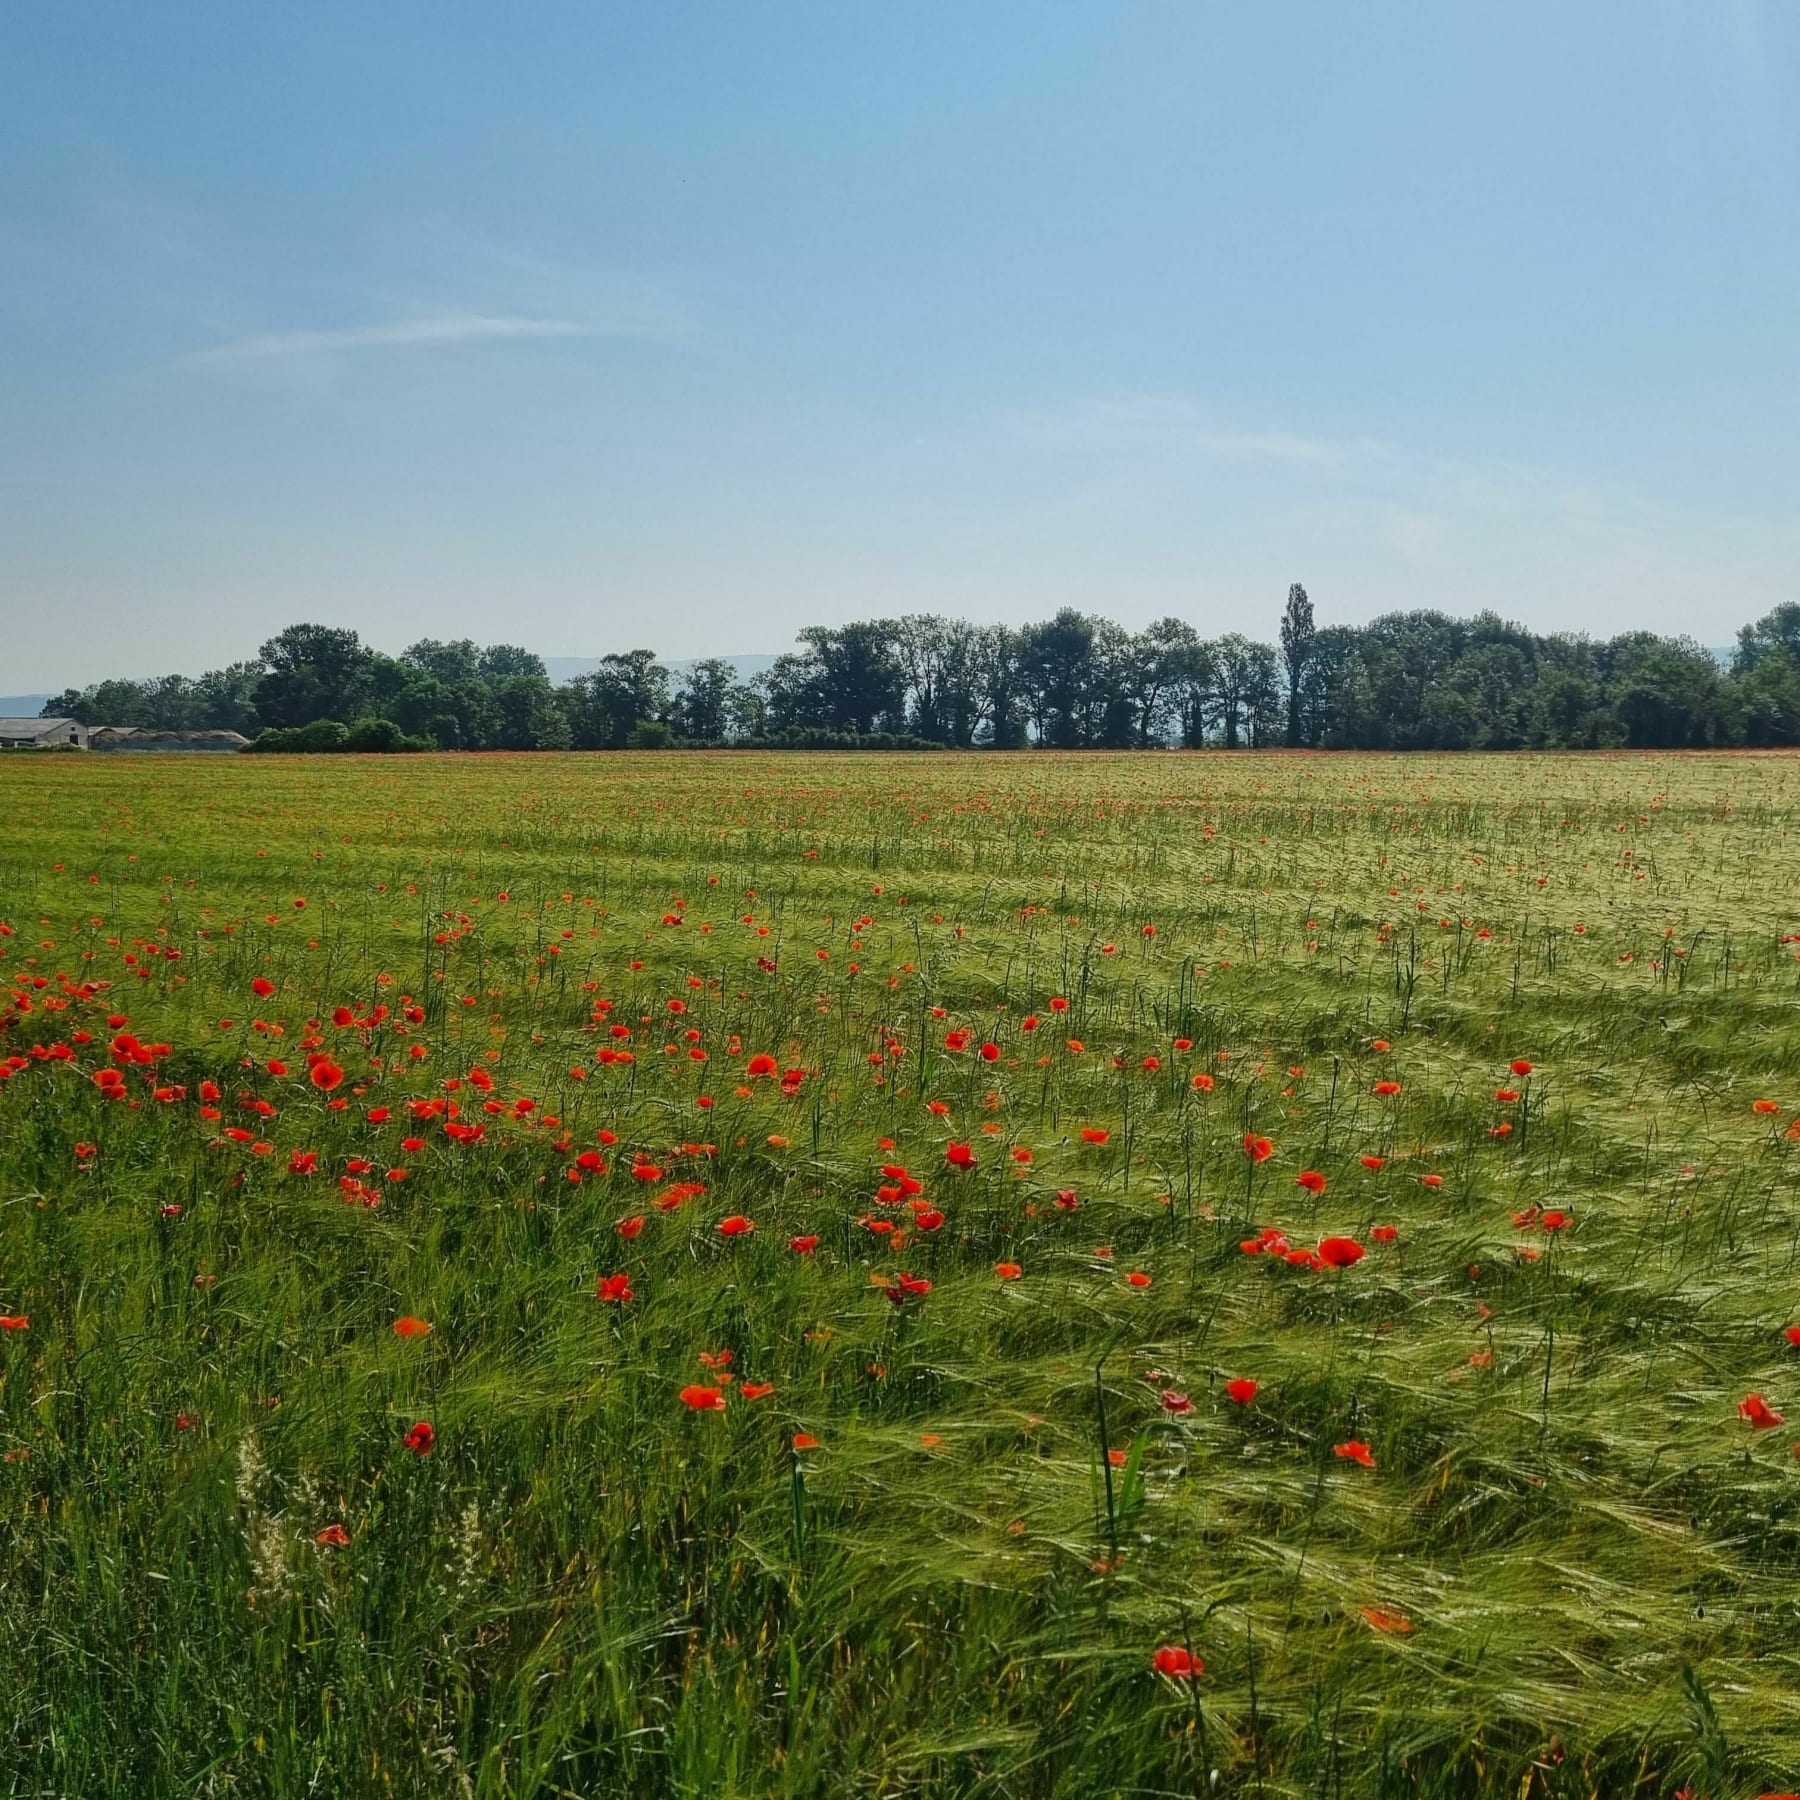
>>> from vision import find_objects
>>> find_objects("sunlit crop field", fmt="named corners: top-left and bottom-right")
top-left (4, 749), bottom-right (1800, 1799)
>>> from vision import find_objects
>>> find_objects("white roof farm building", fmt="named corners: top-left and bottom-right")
top-left (0, 720), bottom-right (250, 752)
top-left (0, 717), bottom-right (87, 749)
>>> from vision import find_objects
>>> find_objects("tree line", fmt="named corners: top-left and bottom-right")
top-left (40, 591), bottom-right (1800, 751)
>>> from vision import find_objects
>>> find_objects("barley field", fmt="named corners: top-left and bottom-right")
top-left (3, 749), bottom-right (1799, 1799)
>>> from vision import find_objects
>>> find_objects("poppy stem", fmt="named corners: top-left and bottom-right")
top-left (1095, 1355), bottom-right (1118, 1568)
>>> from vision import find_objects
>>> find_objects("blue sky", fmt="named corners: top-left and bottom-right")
top-left (3, 2), bottom-right (1796, 688)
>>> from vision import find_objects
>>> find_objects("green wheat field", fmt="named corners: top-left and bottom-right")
top-left (3, 749), bottom-right (1799, 1799)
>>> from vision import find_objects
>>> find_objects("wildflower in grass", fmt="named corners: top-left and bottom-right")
top-left (1785, 1325), bottom-right (1800, 1346)
top-left (1371, 1224), bottom-right (1398, 1243)
top-left (1359, 1605), bottom-right (1414, 1633)
top-left (1243, 1133), bottom-right (1274, 1163)
top-left (717, 1215), bottom-right (754, 1236)
top-left (1317, 1236), bottom-right (1365, 1268)
top-left (789, 1235), bottom-right (819, 1254)
top-left (792, 1432), bottom-right (821, 1450)
top-left (884, 1272), bottom-right (931, 1304)
top-left (1753, 1098), bottom-right (1779, 1114)
top-left (314, 1523), bottom-right (351, 1548)
top-left (945, 1142), bottom-right (975, 1169)
top-left (1151, 1644), bottom-right (1200, 1678)
top-left (1420, 1174), bottom-right (1443, 1188)
top-left (1296, 1169), bottom-right (1327, 1194)
top-left (680, 1385), bottom-right (726, 1411)
top-left (251, 978), bottom-right (274, 998)
top-left (1160, 1391), bottom-right (1193, 1415)
top-left (309, 1058), bottom-right (344, 1091)
top-left (746, 1054), bottom-right (778, 1076)
top-left (1192, 1072), bottom-right (1214, 1091)
top-left (1373, 1080), bottom-right (1402, 1096)
top-left (615, 1215), bottom-right (645, 1239)
top-left (1054, 1188), bottom-right (1079, 1210)
top-left (596, 1273), bottom-right (634, 1303)
top-left (995, 1261), bottom-right (1022, 1280)
top-left (403, 1420), bottom-right (435, 1455)
top-left (1080, 1127), bottom-right (1109, 1144)
top-left (0, 1315), bottom-right (28, 1331)
top-left (1334, 1440), bottom-right (1376, 1467)
top-left (914, 1207), bottom-right (945, 1231)
top-left (1126, 1271), bottom-right (1151, 1288)
top-left (740, 1382), bottom-right (774, 1400)
top-left (1225, 1378), bottom-right (1257, 1404)
top-left (392, 1316), bottom-right (432, 1338)
top-left (1739, 1393), bottom-right (1785, 1428)
top-left (1510, 1059), bottom-right (1534, 1076)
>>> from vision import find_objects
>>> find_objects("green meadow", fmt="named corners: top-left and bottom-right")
top-left (2, 749), bottom-right (1798, 1798)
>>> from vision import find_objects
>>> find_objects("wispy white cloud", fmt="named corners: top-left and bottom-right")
top-left (185, 312), bottom-right (604, 365)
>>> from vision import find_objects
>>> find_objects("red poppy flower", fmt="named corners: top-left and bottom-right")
top-left (1373, 1081), bottom-right (1402, 1097)
top-left (945, 1142), bottom-right (976, 1169)
top-left (1080, 1127), bottom-right (1110, 1144)
top-left (251, 978), bottom-right (274, 998)
top-left (309, 1058), bottom-right (344, 1092)
top-left (1125, 1271), bottom-right (1151, 1288)
top-left (0, 1315), bottom-right (28, 1331)
top-left (1152, 1644), bottom-right (1200, 1678)
top-left (596, 1273), bottom-right (635, 1303)
top-left (1740, 1392), bottom-right (1785, 1429)
top-left (788, 1234), bottom-right (820, 1254)
top-left (315, 1523), bottom-right (351, 1548)
top-left (1225, 1378), bottom-right (1258, 1404)
top-left (1510, 1059), bottom-right (1534, 1076)
top-left (1360, 1154), bottom-right (1385, 1170)
top-left (1753, 1099), bottom-right (1780, 1115)
top-left (792, 1432), bottom-right (821, 1450)
top-left (1317, 1236), bottom-right (1365, 1268)
top-left (1786, 1325), bottom-right (1800, 1347)
top-left (717, 1215), bottom-right (754, 1236)
top-left (1160, 1390), bottom-right (1193, 1414)
top-left (1333, 1439), bottom-right (1376, 1467)
top-left (1191, 1072), bottom-right (1214, 1091)
top-left (1360, 1605), bottom-right (1414, 1634)
top-left (746, 1054), bottom-right (778, 1076)
top-left (680, 1385), bottom-right (726, 1411)
top-left (1243, 1133), bottom-right (1274, 1163)
top-left (740, 1381), bottom-right (774, 1400)
top-left (1296, 1170), bottom-right (1327, 1194)
top-left (995, 1262), bottom-right (1022, 1280)
top-left (1370, 1224), bottom-right (1398, 1243)
top-left (403, 1420), bottom-right (435, 1455)
top-left (392, 1316), bottom-right (432, 1338)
